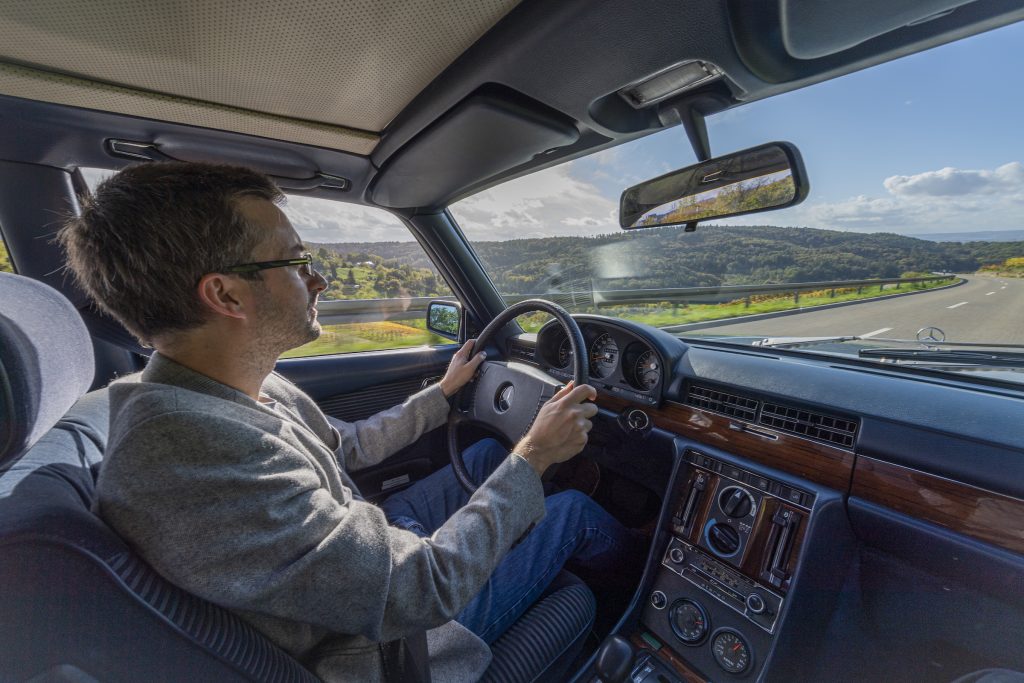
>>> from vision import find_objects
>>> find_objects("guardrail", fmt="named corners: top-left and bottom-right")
top-left (315, 275), bottom-right (956, 326)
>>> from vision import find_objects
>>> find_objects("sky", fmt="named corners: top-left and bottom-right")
top-left (451, 19), bottom-right (1024, 241)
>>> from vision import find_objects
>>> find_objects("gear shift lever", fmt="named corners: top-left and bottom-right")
top-left (596, 634), bottom-right (635, 683)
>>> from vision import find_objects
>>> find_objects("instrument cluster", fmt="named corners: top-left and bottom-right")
top-left (537, 321), bottom-right (665, 403)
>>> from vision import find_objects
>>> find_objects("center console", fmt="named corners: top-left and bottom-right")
top-left (630, 449), bottom-right (815, 681)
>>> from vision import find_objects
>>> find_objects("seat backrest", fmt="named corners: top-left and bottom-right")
top-left (0, 271), bottom-right (94, 468)
top-left (0, 272), bottom-right (316, 683)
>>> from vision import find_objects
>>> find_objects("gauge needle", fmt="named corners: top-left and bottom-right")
top-left (732, 643), bottom-right (742, 653)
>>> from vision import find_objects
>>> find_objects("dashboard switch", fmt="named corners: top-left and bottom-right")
top-left (626, 409), bottom-right (650, 431)
top-left (650, 590), bottom-right (667, 609)
top-left (669, 547), bottom-right (685, 564)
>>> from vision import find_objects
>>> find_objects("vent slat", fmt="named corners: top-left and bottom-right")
top-left (508, 340), bottom-right (536, 362)
top-left (686, 384), bottom-right (858, 450)
top-left (685, 385), bottom-right (759, 421)
top-left (760, 403), bottom-right (857, 448)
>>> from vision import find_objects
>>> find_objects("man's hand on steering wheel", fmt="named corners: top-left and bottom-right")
top-left (439, 338), bottom-right (487, 398)
top-left (513, 381), bottom-right (598, 477)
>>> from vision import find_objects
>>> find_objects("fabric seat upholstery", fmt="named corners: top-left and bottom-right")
top-left (0, 271), bottom-right (595, 682)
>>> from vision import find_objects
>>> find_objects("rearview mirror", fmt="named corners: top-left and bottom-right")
top-left (619, 142), bottom-right (808, 230)
top-left (426, 300), bottom-right (461, 341)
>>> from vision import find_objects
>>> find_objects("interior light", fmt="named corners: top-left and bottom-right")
top-left (618, 61), bottom-right (724, 108)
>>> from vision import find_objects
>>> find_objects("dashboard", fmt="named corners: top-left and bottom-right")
top-left (522, 317), bottom-right (682, 407)
top-left (501, 313), bottom-right (1024, 682)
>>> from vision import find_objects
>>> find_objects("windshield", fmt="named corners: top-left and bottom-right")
top-left (449, 22), bottom-right (1024, 388)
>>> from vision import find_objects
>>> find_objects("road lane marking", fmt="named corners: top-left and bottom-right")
top-left (947, 302), bottom-right (969, 309)
top-left (986, 291), bottom-right (996, 296)
top-left (860, 327), bottom-right (892, 338)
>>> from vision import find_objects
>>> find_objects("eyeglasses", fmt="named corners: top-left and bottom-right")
top-left (224, 252), bottom-right (315, 277)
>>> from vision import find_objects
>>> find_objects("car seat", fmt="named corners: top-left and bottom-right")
top-left (0, 271), bottom-right (594, 682)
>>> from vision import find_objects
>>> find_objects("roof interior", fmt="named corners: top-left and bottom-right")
top-left (0, 0), bottom-right (1021, 210)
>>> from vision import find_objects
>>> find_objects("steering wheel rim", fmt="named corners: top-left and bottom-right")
top-left (447, 299), bottom-right (588, 493)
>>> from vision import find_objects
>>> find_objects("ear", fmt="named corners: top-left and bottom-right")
top-left (196, 273), bottom-right (250, 320)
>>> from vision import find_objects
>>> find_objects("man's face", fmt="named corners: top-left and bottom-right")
top-left (236, 197), bottom-right (328, 354)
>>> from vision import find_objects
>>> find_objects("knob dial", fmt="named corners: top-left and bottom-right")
top-left (719, 486), bottom-right (754, 518)
top-left (746, 593), bottom-right (766, 614)
top-left (651, 590), bottom-right (667, 609)
top-left (669, 547), bottom-right (686, 564)
top-left (707, 522), bottom-right (741, 555)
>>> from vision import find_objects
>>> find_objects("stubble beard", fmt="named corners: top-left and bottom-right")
top-left (254, 293), bottom-right (322, 359)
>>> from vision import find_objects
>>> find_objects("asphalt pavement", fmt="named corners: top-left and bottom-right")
top-left (687, 276), bottom-right (1024, 345)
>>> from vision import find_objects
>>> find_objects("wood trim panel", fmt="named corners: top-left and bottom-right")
top-left (851, 456), bottom-right (1024, 555)
top-left (630, 633), bottom-right (710, 683)
top-left (599, 396), bottom-right (854, 491)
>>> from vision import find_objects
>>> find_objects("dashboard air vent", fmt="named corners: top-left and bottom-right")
top-left (686, 385), bottom-right (759, 421)
top-left (759, 403), bottom-right (858, 448)
top-left (508, 339), bottom-right (536, 362)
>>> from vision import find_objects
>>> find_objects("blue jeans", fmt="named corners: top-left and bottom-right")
top-left (380, 438), bottom-right (636, 643)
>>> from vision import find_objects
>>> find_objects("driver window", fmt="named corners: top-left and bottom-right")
top-left (280, 195), bottom-right (456, 357)
top-left (0, 230), bottom-right (12, 273)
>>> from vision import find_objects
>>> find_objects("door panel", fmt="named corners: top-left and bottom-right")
top-left (275, 345), bottom-right (458, 499)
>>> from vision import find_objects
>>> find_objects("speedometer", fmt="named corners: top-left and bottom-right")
top-left (556, 337), bottom-right (574, 368)
top-left (589, 333), bottom-right (618, 378)
top-left (634, 350), bottom-right (661, 389)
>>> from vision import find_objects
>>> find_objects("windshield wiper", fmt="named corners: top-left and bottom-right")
top-left (858, 348), bottom-right (1024, 367)
top-left (754, 336), bottom-right (862, 349)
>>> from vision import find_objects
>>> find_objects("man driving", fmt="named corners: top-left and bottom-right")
top-left (58, 162), bottom-right (638, 682)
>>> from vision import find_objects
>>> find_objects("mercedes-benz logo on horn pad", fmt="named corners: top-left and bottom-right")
top-left (496, 383), bottom-right (515, 413)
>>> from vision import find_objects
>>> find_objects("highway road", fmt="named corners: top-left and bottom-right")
top-left (687, 276), bottom-right (1024, 345)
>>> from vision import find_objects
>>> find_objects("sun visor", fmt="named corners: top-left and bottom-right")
top-left (780, 0), bottom-right (977, 59)
top-left (370, 90), bottom-right (579, 210)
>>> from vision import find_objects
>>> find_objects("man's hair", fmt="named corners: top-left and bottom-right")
top-left (59, 161), bottom-right (284, 343)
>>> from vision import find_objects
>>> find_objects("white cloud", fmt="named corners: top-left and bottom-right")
top-left (450, 162), bottom-right (619, 240)
top-left (283, 196), bottom-right (413, 243)
top-left (883, 162), bottom-right (1024, 197)
top-left (752, 161), bottom-right (1024, 233)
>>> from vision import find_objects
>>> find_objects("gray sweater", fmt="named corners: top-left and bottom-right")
top-left (94, 353), bottom-right (547, 682)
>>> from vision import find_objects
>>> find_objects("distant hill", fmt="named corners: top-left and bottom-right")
top-left (313, 224), bottom-right (1024, 295)
top-left (918, 230), bottom-right (1024, 242)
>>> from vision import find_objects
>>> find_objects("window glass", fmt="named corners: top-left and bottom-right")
top-left (80, 168), bottom-right (454, 357)
top-left (449, 22), bottom-right (1024, 388)
top-left (280, 195), bottom-right (455, 358)
top-left (0, 231), bottom-right (13, 273)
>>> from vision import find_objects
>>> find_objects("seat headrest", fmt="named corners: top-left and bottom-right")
top-left (0, 271), bottom-right (94, 465)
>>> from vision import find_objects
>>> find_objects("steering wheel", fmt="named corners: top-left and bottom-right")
top-left (447, 299), bottom-right (588, 493)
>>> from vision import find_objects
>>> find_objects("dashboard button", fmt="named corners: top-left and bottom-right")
top-left (749, 475), bottom-right (769, 491)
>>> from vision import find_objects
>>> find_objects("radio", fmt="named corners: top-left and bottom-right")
top-left (660, 537), bottom-right (783, 634)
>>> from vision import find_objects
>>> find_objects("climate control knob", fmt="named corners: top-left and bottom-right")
top-left (719, 486), bottom-right (754, 518)
top-left (707, 522), bottom-right (741, 556)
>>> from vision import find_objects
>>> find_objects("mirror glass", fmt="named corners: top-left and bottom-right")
top-left (620, 142), bottom-right (806, 229)
top-left (427, 301), bottom-right (460, 339)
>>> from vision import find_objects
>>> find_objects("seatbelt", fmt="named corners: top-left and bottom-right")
top-left (381, 631), bottom-right (431, 683)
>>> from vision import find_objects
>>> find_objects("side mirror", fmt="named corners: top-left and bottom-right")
top-left (619, 141), bottom-right (808, 230)
top-left (426, 300), bottom-right (461, 341)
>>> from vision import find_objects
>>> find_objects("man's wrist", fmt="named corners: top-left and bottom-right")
top-left (513, 437), bottom-right (550, 477)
